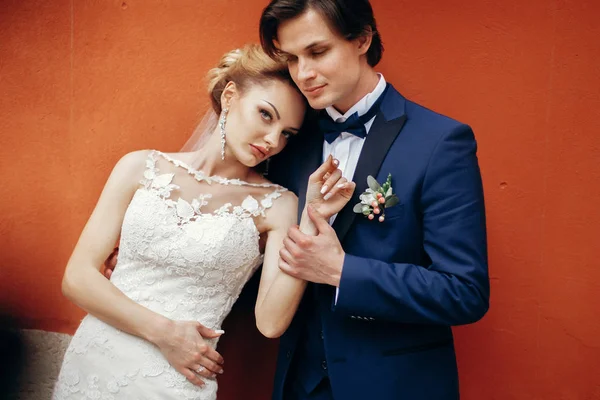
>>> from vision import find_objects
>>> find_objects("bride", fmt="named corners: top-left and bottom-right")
top-left (52, 44), bottom-right (355, 400)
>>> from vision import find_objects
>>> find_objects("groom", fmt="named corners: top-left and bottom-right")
top-left (260, 1), bottom-right (489, 399)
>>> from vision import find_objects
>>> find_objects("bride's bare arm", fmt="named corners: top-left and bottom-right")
top-left (255, 191), bottom-right (308, 338)
top-left (255, 157), bottom-right (355, 338)
top-left (61, 150), bottom-right (223, 386)
top-left (62, 151), bottom-right (161, 339)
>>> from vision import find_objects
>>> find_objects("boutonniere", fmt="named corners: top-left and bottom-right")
top-left (352, 174), bottom-right (399, 222)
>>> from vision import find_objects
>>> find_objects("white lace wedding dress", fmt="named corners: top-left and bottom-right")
top-left (53, 150), bottom-right (287, 400)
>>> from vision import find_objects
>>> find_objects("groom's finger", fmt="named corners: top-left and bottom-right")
top-left (287, 225), bottom-right (311, 248)
top-left (278, 258), bottom-right (295, 276)
top-left (283, 236), bottom-right (302, 258)
top-left (307, 205), bottom-right (332, 233)
top-left (279, 247), bottom-right (295, 266)
top-left (104, 247), bottom-right (118, 269)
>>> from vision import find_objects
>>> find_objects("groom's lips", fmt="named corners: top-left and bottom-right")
top-left (304, 84), bottom-right (326, 96)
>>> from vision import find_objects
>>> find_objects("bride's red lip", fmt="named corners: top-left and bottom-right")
top-left (250, 144), bottom-right (268, 158)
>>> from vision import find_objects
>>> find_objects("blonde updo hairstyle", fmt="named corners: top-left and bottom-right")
top-left (207, 44), bottom-right (300, 114)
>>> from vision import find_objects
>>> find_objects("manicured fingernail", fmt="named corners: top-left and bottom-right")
top-left (337, 183), bottom-right (346, 188)
top-left (324, 193), bottom-right (333, 200)
top-left (320, 185), bottom-right (328, 194)
top-left (215, 330), bottom-right (225, 334)
top-left (219, 369), bottom-right (224, 374)
top-left (333, 159), bottom-right (339, 166)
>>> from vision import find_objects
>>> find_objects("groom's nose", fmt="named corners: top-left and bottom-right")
top-left (296, 57), bottom-right (317, 82)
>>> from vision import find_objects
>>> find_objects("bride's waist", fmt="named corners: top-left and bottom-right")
top-left (75, 315), bottom-right (221, 360)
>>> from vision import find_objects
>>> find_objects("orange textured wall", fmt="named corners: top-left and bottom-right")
top-left (1, 0), bottom-right (599, 399)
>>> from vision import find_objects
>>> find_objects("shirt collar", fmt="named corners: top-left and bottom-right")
top-left (325, 74), bottom-right (387, 123)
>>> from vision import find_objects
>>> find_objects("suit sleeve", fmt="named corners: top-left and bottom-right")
top-left (334, 124), bottom-right (490, 325)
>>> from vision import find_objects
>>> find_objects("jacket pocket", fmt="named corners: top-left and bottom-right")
top-left (382, 339), bottom-right (453, 357)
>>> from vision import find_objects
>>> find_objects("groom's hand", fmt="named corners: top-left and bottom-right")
top-left (279, 205), bottom-right (345, 287)
top-left (103, 247), bottom-right (119, 279)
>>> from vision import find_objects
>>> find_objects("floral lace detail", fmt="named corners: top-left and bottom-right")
top-left (213, 191), bottom-right (283, 218)
top-left (154, 150), bottom-right (283, 188)
top-left (139, 150), bottom-right (286, 221)
top-left (53, 150), bottom-right (287, 400)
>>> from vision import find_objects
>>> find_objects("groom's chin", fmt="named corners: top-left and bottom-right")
top-left (305, 96), bottom-right (333, 111)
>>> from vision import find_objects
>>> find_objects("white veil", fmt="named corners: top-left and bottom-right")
top-left (179, 107), bottom-right (272, 176)
top-left (180, 109), bottom-right (219, 153)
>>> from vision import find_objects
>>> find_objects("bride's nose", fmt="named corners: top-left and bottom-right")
top-left (264, 129), bottom-right (280, 149)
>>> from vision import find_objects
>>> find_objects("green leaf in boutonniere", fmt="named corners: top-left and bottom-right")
top-left (353, 174), bottom-right (399, 222)
top-left (367, 176), bottom-right (381, 192)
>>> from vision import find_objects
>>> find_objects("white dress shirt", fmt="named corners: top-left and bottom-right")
top-left (322, 74), bottom-right (387, 300)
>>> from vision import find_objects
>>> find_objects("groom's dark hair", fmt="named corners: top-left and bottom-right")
top-left (259, 0), bottom-right (383, 67)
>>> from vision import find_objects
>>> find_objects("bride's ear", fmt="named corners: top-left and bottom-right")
top-left (220, 81), bottom-right (238, 110)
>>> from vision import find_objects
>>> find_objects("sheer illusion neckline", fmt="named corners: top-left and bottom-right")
top-left (139, 150), bottom-right (287, 224)
top-left (154, 150), bottom-right (280, 188)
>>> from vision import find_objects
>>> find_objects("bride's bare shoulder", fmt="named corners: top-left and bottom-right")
top-left (262, 188), bottom-right (298, 229)
top-left (113, 150), bottom-right (153, 170)
top-left (105, 150), bottom-right (155, 186)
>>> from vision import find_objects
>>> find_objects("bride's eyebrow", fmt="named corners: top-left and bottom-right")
top-left (262, 100), bottom-right (281, 119)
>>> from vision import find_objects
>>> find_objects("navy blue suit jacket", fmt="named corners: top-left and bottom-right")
top-left (267, 84), bottom-right (489, 400)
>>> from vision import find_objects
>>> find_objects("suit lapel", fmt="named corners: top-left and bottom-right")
top-left (332, 86), bottom-right (408, 243)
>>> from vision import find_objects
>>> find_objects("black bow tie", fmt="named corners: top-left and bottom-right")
top-left (319, 84), bottom-right (388, 144)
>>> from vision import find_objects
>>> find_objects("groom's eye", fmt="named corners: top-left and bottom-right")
top-left (311, 49), bottom-right (327, 57)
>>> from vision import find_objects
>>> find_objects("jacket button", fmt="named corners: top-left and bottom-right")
top-left (286, 351), bottom-right (291, 359)
top-left (321, 360), bottom-right (327, 370)
top-left (320, 330), bottom-right (324, 340)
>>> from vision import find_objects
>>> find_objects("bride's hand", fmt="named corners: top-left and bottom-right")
top-left (306, 156), bottom-right (356, 219)
top-left (153, 320), bottom-right (224, 387)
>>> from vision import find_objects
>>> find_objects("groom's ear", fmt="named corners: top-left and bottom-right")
top-left (355, 27), bottom-right (374, 57)
top-left (220, 81), bottom-right (238, 109)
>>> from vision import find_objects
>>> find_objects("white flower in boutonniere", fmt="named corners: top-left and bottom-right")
top-left (352, 174), bottom-right (399, 223)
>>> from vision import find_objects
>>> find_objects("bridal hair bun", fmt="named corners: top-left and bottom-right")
top-left (207, 43), bottom-right (294, 114)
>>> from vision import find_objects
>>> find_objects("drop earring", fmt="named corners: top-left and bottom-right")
top-left (219, 107), bottom-right (228, 160)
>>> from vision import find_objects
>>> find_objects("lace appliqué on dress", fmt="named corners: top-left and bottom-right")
top-left (53, 150), bottom-right (287, 400)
